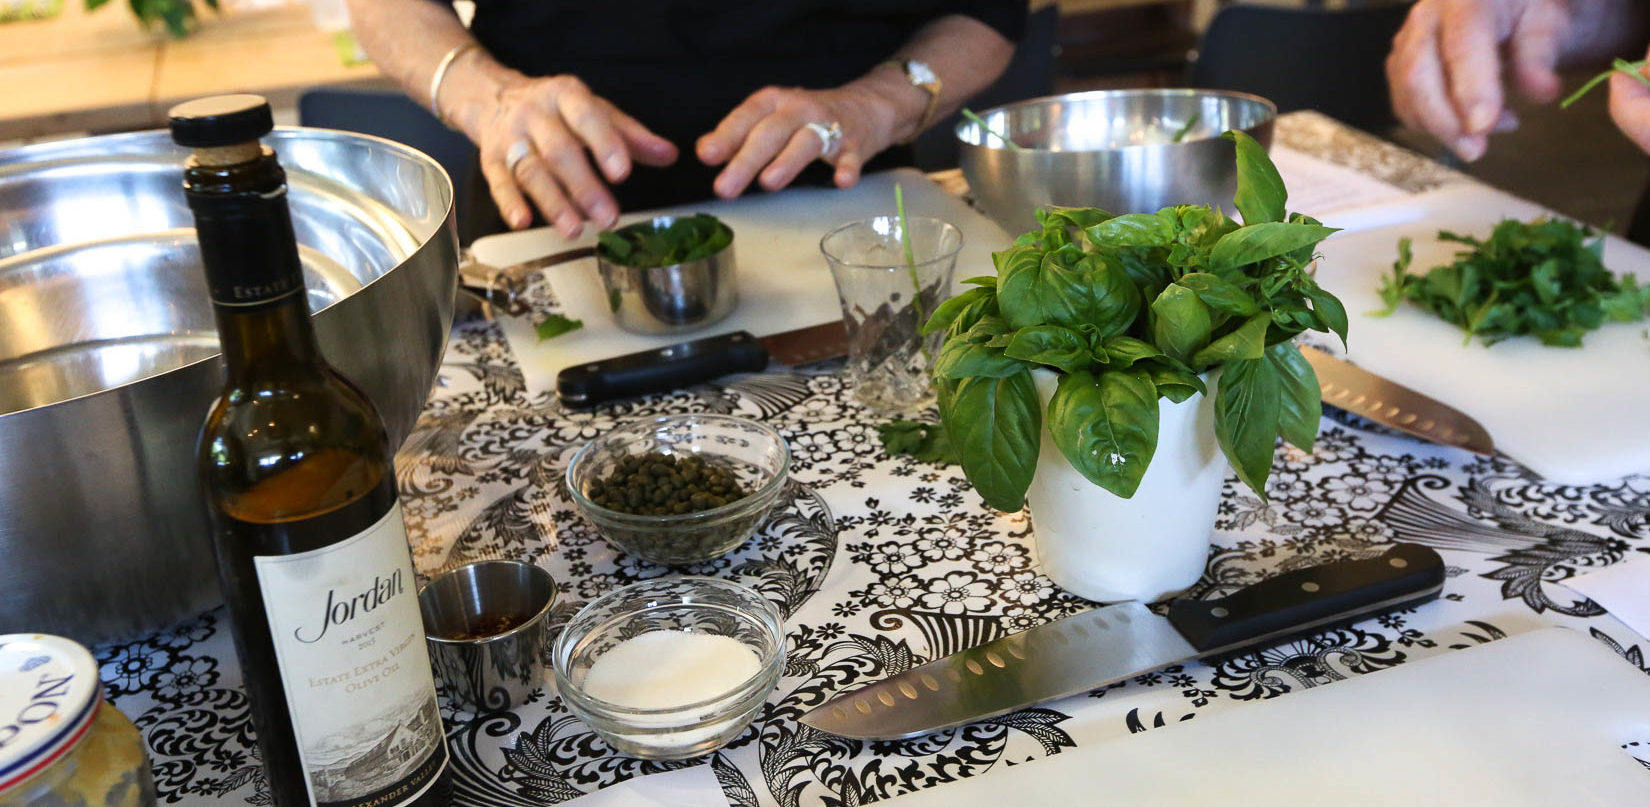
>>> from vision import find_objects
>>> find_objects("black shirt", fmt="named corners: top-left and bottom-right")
top-left (461, 0), bottom-right (1026, 212)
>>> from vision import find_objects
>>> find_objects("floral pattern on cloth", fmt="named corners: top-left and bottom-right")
top-left (96, 314), bottom-right (1650, 807)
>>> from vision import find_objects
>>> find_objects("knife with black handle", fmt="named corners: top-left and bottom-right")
top-left (556, 321), bottom-right (848, 408)
top-left (798, 543), bottom-right (1445, 740)
top-left (557, 331), bottom-right (770, 408)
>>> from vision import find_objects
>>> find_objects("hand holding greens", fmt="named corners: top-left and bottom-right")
top-left (1561, 59), bottom-right (1650, 109)
top-left (1375, 218), bottom-right (1650, 347)
top-left (928, 131), bottom-right (1344, 511)
top-left (596, 213), bottom-right (733, 269)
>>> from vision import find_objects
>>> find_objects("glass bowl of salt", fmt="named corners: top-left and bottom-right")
top-left (552, 576), bottom-right (784, 759)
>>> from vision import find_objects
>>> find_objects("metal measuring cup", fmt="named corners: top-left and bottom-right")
top-left (456, 215), bottom-right (738, 334)
top-left (418, 560), bottom-right (556, 712)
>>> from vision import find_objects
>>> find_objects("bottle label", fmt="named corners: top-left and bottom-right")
top-left (253, 504), bottom-right (447, 807)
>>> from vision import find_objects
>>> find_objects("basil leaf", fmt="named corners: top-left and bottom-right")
top-left (1215, 356), bottom-right (1282, 500)
top-left (1146, 363), bottom-right (1207, 404)
top-left (1037, 206), bottom-right (1114, 231)
top-left (598, 213), bottom-right (732, 269)
top-left (877, 420), bottom-right (958, 465)
top-left (1285, 212), bottom-right (1326, 264)
top-left (1085, 213), bottom-right (1176, 248)
top-left (1225, 130), bottom-right (1287, 225)
top-left (1266, 342), bottom-right (1320, 452)
top-left (923, 287), bottom-right (994, 335)
top-left (1191, 312), bottom-right (1270, 368)
top-left (534, 313), bottom-right (584, 342)
top-left (939, 372), bottom-right (1041, 512)
top-left (1177, 272), bottom-right (1260, 316)
top-left (1207, 222), bottom-right (1339, 272)
top-left (1306, 286), bottom-right (1349, 348)
top-left (1003, 325), bottom-right (1092, 374)
top-left (1101, 335), bottom-right (1160, 368)
top-left (999, 244), bottom-right (1140, 332)
top-left (934, 335), bottom-right (1025, 379)
top-left (962, 275), bottom-right (998, 288)
top-left (1150, 284), bottom-right (1213, 365)
top-left (1048, 369), bottom-right (1160, 498)
top-left (597, 230), bottom-right (633, 261)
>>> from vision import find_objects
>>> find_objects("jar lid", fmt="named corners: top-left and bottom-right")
top-left (0, 635), bottom-right (102, 795)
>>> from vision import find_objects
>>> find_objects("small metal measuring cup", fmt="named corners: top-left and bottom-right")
top-left (418, 560), bottom-right (556, 712)
top-left (456, 215), bottom-right (738, 334)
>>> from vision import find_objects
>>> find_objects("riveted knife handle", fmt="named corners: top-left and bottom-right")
top-left (556, 331), bottom-right (769, 409)
top-left (1166, 543), bottom-right (1445, 654)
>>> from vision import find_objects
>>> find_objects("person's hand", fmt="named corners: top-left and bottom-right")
top-left (1386, 0), bottom-right (1570, 161)
top-left (477, 75), bottom-right (678, 236)
top-left (696, 85), bottom-right (900, 199)
top-left (1609, 52), bottom-right (1650, 152)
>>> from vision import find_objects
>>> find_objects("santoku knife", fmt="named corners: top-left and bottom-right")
top-left (1299, 346), bottom-right (1494, 456)
top-left (561, 331), bottom-right (1494, 457)
top-left (797, 543), bottom-right (1444, 740)
top-left (556, 321), bottom-right (847, 408)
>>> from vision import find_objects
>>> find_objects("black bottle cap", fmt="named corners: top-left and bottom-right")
top-left (169, 94), bottom-right (275, 148)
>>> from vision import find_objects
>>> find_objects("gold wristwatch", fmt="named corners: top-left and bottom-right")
top-left (883, 59), bottom-right (941, 144)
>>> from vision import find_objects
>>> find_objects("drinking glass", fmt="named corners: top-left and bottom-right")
top-left (820, 216), bottom-right (963, 413)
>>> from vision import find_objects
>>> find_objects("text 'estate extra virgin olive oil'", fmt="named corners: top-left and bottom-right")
top-left (174, 95), bottom-right (449, 807)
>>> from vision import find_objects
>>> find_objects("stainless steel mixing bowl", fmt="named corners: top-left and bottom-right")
top-left (957, 89), bottom-right (1277, 234)
top-left (0, 127), bottom-right (458, 643)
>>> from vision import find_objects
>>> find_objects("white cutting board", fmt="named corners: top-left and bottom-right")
top-left (1312, 184), bottom-right (1650, 484)
top-left (888, 628), bottom-right (1650, 806)
top-left (471, 169), bottom-right (1014, 398)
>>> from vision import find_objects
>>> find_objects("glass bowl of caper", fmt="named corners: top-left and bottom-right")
top-left (565, 414), bottom-right (791, 565)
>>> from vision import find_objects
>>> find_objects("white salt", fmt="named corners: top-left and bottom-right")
top-left (583, 631), bottom-right (760, 710)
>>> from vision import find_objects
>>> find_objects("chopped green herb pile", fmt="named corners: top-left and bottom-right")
top-left (1561, 59), bottom-right (1650, 109)
top-left (926, 131), bottom-right (1345, 508)
top-left (876, 420), bottom-right (958, 465)
top-left (596, 213), bottom-right (732, 269)
top-left (1374, 218), bottom-right (1650, 347)
top-left (586, 452), bottom-right (750, 516)
top-left (534, 313), bottom-right (584, 342)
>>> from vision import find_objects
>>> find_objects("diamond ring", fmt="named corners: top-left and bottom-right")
top-left (505, 139), bottom-right (534, 174)
top-left (804, 121), bottom-right (843, 159)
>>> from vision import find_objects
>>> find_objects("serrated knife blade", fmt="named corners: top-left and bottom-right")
top-left (802, 602), bottom-right (1193, 740)
top-left (1300, 346), bottom-right (1494, 455)
top-left (798, 544), bottom-right (1446, 740)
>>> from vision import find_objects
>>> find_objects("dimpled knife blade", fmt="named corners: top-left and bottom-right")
top-left (798, 603), bottom-right (1196, 740)
top-left (1300, 346), bottom-right (1494, 456)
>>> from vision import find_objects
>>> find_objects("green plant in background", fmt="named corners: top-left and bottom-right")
top-left (1375, 218), bottom-right (1650, 346)
top-left (926, 131), bottom-right (1345, 511)
top-left (87, 0), bottom-right (216, 38)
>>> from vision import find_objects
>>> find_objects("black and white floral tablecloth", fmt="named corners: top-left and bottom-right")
top-left (94, 114), bottom-right (1650, 806)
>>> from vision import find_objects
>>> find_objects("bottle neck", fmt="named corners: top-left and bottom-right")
top-left (214, 291), bottom-right (322, 383)
top-left (185, 148), bottom-right (322, 382)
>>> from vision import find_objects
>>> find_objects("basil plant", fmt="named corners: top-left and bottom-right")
top-left (925, 131), bottom-right (1346, 511)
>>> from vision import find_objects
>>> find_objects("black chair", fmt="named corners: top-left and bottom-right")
top-left (1187, 2), bottom-right (1414, 136)
top-left (298, 88), bottom-right (479, 236)
top-left (912, 4), bottom-right (1058, 170)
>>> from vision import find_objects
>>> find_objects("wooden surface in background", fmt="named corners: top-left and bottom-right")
top-left (0, 1), bottom-right (385, 140)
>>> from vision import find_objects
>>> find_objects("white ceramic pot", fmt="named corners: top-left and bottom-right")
top-left (1025, 368), bottom-right (1229, 603)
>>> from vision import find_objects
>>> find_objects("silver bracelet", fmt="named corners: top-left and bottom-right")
top-left (429, 42), bottom-right (478, 128)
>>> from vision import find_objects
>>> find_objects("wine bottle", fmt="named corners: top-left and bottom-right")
top-left (173, 95), bottom-right (449, 807)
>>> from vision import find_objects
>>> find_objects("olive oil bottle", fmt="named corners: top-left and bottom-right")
top-left (174, 95), bottom-right (448, 807)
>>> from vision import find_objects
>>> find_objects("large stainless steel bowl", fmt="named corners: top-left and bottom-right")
top-left (0, 128), bottom-right (458, 644)
top-left (958, 89), bottom-right (1277, 234)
